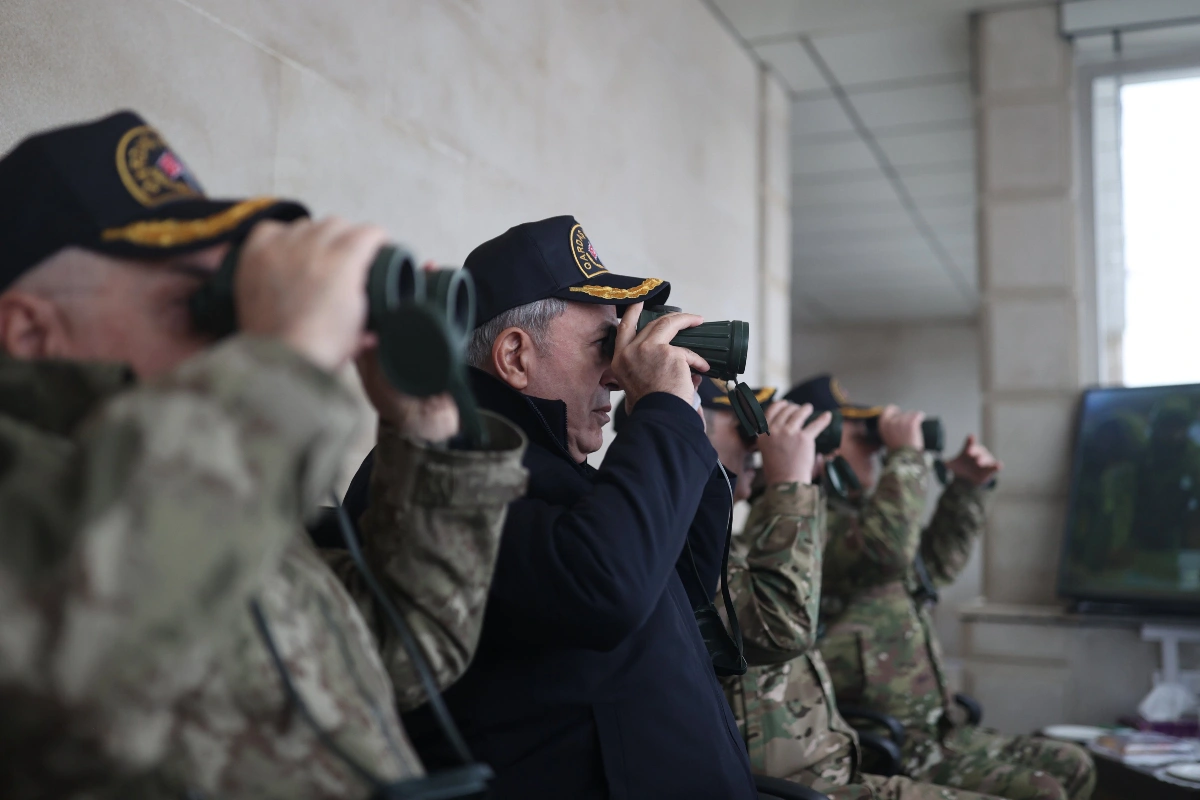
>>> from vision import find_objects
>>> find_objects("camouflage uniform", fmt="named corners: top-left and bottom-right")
top-left (0, 336), bottom-right (527, 800)
top-left (819, 449), bottom-right (1095, 800)
top-left (720, 482), bottom-right (1003, 800)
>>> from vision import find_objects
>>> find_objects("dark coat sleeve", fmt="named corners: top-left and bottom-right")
top-left (488, 392), bottom-right (718, 651)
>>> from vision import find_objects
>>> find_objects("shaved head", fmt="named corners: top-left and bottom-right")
top-left (0, 244), bottom-right (227, 377)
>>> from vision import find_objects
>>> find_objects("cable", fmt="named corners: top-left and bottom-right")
top-left (249, 599), bottom-right (385, 791)
top-left (330, 496), bottom-right (478, 767)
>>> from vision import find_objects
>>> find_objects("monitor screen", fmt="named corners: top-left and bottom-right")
top-left (1059, 383), bottom-right (1200, 612)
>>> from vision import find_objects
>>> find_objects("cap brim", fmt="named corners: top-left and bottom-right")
top-left (710, 386), bottom-right (776, 410)
top-left (88, 196), bottom-right (308, 259)
top-left (552, 272), bottom-right (671, 309)
top-left (840, 404), bottom-right (884, 420)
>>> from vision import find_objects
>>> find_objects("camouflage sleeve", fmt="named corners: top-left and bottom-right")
top-left (822, 448), bottom-right (930, 589)
top-left (724, 482), bottom-right (826, 666)
top-left (0, 337), bottom-right (360, 784)
top-left (324, 411), bottom-right (528, 711)
top-left (919, 478), bottom-right (988, 587)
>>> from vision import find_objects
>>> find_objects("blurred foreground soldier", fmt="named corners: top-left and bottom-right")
top-left (347, 216), bottom-right (759, 799)
top-left (0, 112), bottom-right (526, 799)
top-left (706, 383), bottom-right (1003, 800)
top-left (786, 377), bottom-right (1093, 800)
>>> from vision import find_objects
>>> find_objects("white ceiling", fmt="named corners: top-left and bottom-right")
top-left (709, 0), bottom-right (1034, 324)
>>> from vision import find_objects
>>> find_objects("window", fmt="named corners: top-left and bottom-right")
top-left (1093, 67), bottom-right (1200, 387)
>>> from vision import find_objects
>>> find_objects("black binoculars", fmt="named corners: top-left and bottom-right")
top-left (189, 245), bottom-right (475, 398)
top-left (806, 409), bottom-right (843, 456)
top-left (601, 305), bottom-right (748, 382)
top-left (861, 416), bottom-right (945, 453)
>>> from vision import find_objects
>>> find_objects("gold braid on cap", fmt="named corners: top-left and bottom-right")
top-left (569, 278), bottom-right (664, 300)
top-left (714, 387), bottom-right (776, 406)
top-left (100, 196), bottom-right (281, 247)
top-left (841, 405), bottom-right (884, 419)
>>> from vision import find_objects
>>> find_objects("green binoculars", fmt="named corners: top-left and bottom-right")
top-left (189, 245), bottom-right (475, 398)
top-left (861, 416), bottom-right (945, 453)
top-left (602, 305), bottom-right (749, 382)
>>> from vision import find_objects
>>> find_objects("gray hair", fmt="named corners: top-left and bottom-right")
top-left (466, 297), bottom-right (569, 369)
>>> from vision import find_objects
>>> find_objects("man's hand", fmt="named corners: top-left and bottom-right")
top-left (235, 216), bottom-right (388, 371)
top-left (758, 401), bottom-right (832, 486)
top-left (612, 302), bottom-right (710, 408)
top-left (878, 404), bottom-right (925, 452)
top-left (945, 435), bottom-right (1003, 487)
top-left (356, 346), bottom-right (460, 442)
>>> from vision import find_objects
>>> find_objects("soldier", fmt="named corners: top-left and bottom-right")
top-left (703, 381), bottom-right (1005, 800)
top-left (0, 111), bottom-right (528, 799)
top-left (348, 216), bottom-right (761, 799)
top-left (783, 376), bottom-right (1094, 800)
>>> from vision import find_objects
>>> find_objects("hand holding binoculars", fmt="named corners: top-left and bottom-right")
top-left (189, 243), bottom-right (486, 443)
top-left (602, 304), bottom-right (767, 440)
top-left (860, 415), bottom-right (946, 453)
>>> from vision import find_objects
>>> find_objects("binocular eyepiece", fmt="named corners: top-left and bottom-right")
top-left (601, 305), bottom-right (749, 382)
top-left (189, 245), bottom-right (475, 398)
top-left (861, 416), bottom-right (945, 453)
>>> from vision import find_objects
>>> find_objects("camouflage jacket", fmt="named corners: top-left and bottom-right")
top-left (720, 482), bottom-right (861, 788)
top-left (0, 337), bottom-right (527, 800)
top-left (818, 449), bottom-right (988, 776)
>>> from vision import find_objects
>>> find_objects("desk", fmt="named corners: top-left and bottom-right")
top-left (1092, 751), bottom-right (1200, 800)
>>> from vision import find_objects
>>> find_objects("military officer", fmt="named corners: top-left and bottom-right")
top-left (702, 381), bottom-right (1005, 800)
top-left (0, 111), bottom-right (528, 799)
top-left (784, 376), bottom-right (1094, 800)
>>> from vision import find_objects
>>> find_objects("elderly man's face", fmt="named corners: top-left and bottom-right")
top-left (0, 245), bottom-right (226, 378)
top-left (523, 302), bottom-right (620, 462)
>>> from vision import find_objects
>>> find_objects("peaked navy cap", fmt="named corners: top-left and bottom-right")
top-left (463, 215), bottom-right (670, 327)
top-left (0, 110), bottom-right (306, 291)
top-left (784, 374), bottom-right (882, 420)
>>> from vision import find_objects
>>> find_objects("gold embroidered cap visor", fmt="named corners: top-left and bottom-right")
top-left (784, 373), bottom-right (882, 419)
top-left (0, 110), bottom-right (307, 292)
top-left (698, 376), bottom-right (776, 411)
top-left (463, 214), bottom-right (670, 327)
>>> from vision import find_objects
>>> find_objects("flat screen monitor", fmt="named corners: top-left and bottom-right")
top-left (1059, 383), bottom-right (1200, 615)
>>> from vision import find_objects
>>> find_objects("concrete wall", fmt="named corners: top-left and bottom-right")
top-left (791, 321), bottom-right (984, 662)
top-left (0, 0), bottom-right (788, 473)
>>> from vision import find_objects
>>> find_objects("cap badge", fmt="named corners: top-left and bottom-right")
top-left (115, 125), bottom-right (204, 207)
top-left (570, 224), bottom-right (608, 279)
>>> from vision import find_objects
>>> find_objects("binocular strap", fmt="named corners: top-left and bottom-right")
top-left (246, 495), bottom-right (493, 800)
top-left (911, 551), bottom-right (940, 608)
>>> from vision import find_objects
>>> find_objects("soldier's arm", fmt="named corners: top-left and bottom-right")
top-left (323, 412), bottom-right (528, 711)
top-left (724, 482), bottom-right (826, 666)
top-left (0, 337), bottom-right (359, 784)
top-left (919, 478), bottom-right (988, 587)
top-left (823, 448), bottom-right (929, 585)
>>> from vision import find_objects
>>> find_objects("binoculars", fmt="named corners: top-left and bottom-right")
top-left (190, 245), bottom-right (475, 398)
top-left (806, 409), bottom-right (843, 456)
top-left (602, 305), bottom-right (749, 382)
top-left (860, 416), bottom-right (945, 453)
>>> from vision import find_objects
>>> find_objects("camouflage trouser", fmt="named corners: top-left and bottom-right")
top-left (818, 773), bottom-right (1005, 800)
top-left (911, 726), bottom-right (1096, 800)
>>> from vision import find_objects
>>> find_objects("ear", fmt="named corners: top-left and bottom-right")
top-left (0, 291), bottom-right (68, 360)
top-left (491, 326), bottom-right (537, 391)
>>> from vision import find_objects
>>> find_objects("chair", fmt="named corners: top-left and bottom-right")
top-left (838, 706), bottom-right (905, 777)
top-left (755, 774), bottom-right (832, 800)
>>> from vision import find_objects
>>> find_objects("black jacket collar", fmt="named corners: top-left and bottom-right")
top-left (469, 368), bottom-right (590, 473)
